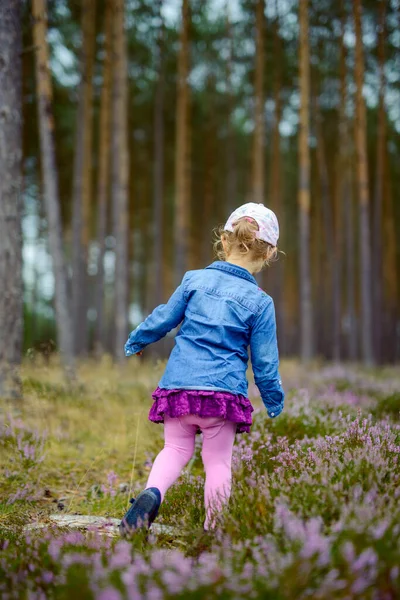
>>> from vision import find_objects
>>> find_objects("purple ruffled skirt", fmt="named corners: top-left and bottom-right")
top-left (149, 387), bottom-right (254, 433)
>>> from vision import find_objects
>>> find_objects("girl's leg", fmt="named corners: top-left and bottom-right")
top-left (145, 415), bottom-right (197, 500)
top-left (200, 419), bottom-right (236, 530)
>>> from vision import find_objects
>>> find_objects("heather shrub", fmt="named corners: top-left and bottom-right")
top-left (0, 361), bottom-right (399, 598)
top-left (0, 415), bottom-right (46, 504)
top-left (374, 392), bottom-right (400, 420)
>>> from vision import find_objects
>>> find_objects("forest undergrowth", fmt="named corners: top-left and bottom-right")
top-left (1, 357), bottom-right (400, 599)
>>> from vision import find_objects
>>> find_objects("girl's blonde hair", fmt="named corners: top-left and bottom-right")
top-left (213, 217), bottom-right (278, 267)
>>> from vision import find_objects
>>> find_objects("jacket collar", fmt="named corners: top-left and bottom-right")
top-left (206, 261), bottom-right (258, 285)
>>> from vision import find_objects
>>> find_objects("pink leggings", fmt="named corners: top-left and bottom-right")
top-left (146, 415), bottom-right (236, 529)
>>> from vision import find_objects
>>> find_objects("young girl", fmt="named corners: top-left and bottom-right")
top-left (119, 202), bottom-right (284, 535)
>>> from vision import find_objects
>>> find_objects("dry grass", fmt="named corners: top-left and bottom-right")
top-left (1, 355), bottom-right (168, 517)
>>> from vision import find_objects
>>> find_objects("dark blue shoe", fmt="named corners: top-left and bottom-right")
top-left (119, 487), bottom-right (161, 536)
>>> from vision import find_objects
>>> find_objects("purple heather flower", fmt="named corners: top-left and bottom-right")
top-left (353, 548), bottom-right (378, 572)
top-left (41, 571), bottom-right (54, 584)
top-left (145, 583), bottom-right (164, 600)
top-left (96, 587), bottom-right (122, 600)
top-left (109, 542), bottom-right (131, 570)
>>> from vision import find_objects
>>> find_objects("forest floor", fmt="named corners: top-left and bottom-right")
top-left (1, 357), bottom-right (400, 598)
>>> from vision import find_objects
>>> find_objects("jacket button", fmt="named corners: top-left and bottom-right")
top-left (271, 412), bottom-right (275, 416)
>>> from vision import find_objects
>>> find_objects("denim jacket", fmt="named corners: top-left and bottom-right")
top-left (125, 261), bottom-right (285, 418)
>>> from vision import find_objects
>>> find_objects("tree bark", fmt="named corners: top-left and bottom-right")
top-left (112, 0), bottom-right (129, 361)
top-left (268, 2), bottom-right (284, 347)
top-left (225, 3), bottom-right (237, 214)
top-left (373, 0), bottom-right (386, 362)
top-left (382, 152), bottom-right (398, 362)
top-left (269, 9), bottom-right (282, 221)
top-left (338, 0), bottom-right (356, 360)
top-left (253, 0), bottom-right (265, 204)
top-left (203, 71), bottom-right (216, 265)
top-left (313, 84), bottom-right (340, 360)
top-left (345, 171), bottom-right (357, 360)
top-left (298, 0), bottom-right (313, 360)
top-left (72, 0), bottom-right (96, 356)
top-left (174, 0), bottom-right (191, 283)
top-left (152, 0), bottom-right (165, 311)
top-left (94, 0), bottom-right (112, 356)
top-left (312, 175), bottom-right (325, 355)
top-left (0, 0), bottom-right (23, 398)
top-left (32, 0), bottom-right (74, 371)
top-left (353, 0), bottom-right (374, 365)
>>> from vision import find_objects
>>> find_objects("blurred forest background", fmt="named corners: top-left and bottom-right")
top-left (1, 0), bottom-right (400, 390)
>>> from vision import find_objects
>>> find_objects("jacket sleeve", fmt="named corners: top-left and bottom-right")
top-left (250, 297), bottom-right (285, 418)
top-left (124, 274), bottom-right (189, 356)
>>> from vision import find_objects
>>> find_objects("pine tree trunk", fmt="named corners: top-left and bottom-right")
top-left (253, 0), bottom-right (265, 204)
top-left (0, 0), bottom-right (23, 399)
top-left (32, 0), bottom-right (74, 371)
top-left (314, 92), bottom-right (331, 354)
top-left (112, 0), bottom-right (129, 361)
top-left (269, 15), bottom-right (282, 222)
top-left (284, 248), bottom-right (298, 355)
top-left (29, 201), bottom-right (45, 354)
top-left (174, 0), bottom-right (191, 283)
top-left (373, 0), bottom-right (386, 363)
top-left (332, 7), bottom-right (346, 362)
top-left (268, 3), bottom-right (284, 347)
top-left (313, 34), bottom-right (342, 361)
top-left (71, 96), bottom-right (84, 339)
top-left (141, 176), bottom-right (152, 316)
top-left (225, 4), bottom-right (237, 213)
top-left (338, 1), bottom-right (356, 360)
top-left (313, 182), bottom-right (325, 355)
top-left (382, 154), bottom-right (398, 361)
top-left (298, 0), bottom-right (313, 360)
top-left (152, 0), bottom-right (165, 311)
top-left (72, 0), bottom-right (96, 355)
top-left (314, 84), bottom-right (341, 360)
top-left (203, 74), bottom-right (215, 265)
top-left (345, 173), bottom-right (357, 360)
top-left (94, 0), bottom-right (112, 356)
top-left (353, 0), bottom-right (374, 365)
